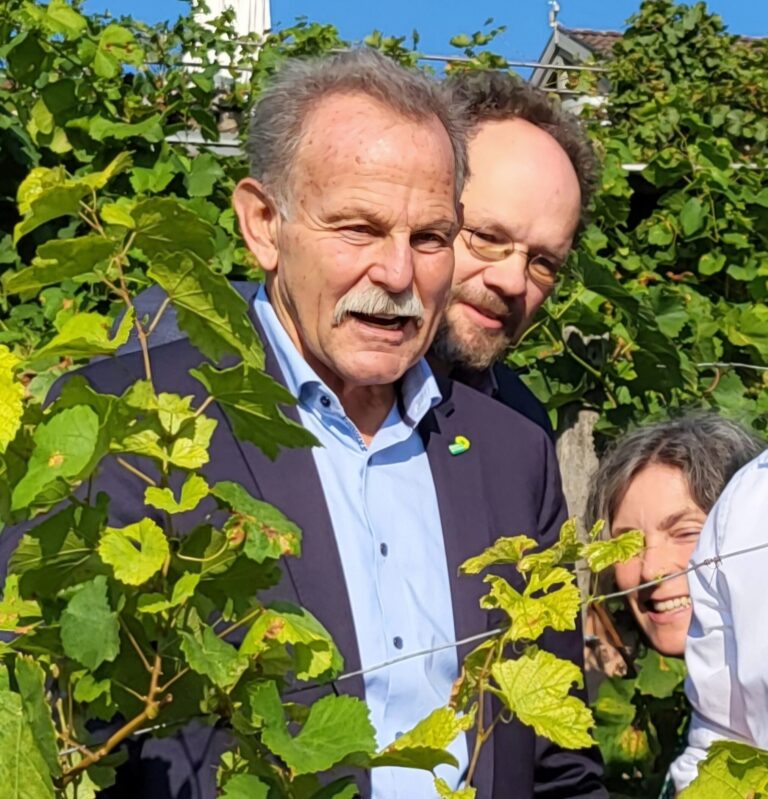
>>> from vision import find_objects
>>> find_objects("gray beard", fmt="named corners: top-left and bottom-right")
top-left (430, 315), bottom-right (512, 372)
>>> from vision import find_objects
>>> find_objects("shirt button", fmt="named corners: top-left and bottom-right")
top-left (380, 542), bottom-right (388, 557)
top-left (393, 636), bottom-right (403, 649)
top-left (320, 395), bottom-right (331, 408)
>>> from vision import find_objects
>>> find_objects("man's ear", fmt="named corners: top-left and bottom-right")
top-left (233, 178), bottom-right (280, 272)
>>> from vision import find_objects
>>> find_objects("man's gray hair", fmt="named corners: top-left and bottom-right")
top-left (586, 413), bottom-right (765, 532)
top-left (245, 49), bottom-right (469, 212)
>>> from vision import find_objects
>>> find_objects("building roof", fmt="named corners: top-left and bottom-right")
top-left (558, 27), bottom-right (621, 59)
top-left (558, 25), bottom-right (764, 60)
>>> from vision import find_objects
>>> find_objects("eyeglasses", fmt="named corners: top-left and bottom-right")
top-left (460, 227), bottom-right (563, 288)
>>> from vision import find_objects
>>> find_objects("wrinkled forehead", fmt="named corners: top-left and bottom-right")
top-left (289, 92), bottom-right (457, 201)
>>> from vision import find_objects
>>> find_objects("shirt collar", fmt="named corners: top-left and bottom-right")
top-left (252, 285), bottom-right (441, 428)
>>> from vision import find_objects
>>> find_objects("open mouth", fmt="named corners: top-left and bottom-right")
top-left (349, 312), bottom-right (412, 330)
top-left (646, 596), bottom-right (691, 614)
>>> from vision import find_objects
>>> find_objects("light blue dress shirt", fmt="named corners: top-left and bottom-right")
top-left (253, 287), bottom-right (468, 797)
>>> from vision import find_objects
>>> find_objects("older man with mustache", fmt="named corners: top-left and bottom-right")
top-left (24, 51), bottom-right (605, 798)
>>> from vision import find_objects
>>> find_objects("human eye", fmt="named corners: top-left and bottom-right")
top-left (412, 230), bottom-right (451, 252)
top-left (337, 223), bottom-right (379, 243)
top-left (528, 255), bottom-right (561, 286)
top-left (469, 228), bottom-right (506, 246)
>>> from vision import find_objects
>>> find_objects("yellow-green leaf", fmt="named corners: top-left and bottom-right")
top-left (145, 474), bottom-right (209, 515)
top-left (491, 649), bottom-right (595, 750)
top-left (460, 535), bottom-right (538, 575)
top-left (582, 530), bottom-right (645, 573)
top-left (0, 346), bottom-right (23, 453)
top-left (372, 706), bottom-right (475, 770)
top-left (98, 518), bottom-right (169, 585)
top-left (435, 778), bottom-right (476, 799)
top-left (34, 310), bottom-right (134, 362)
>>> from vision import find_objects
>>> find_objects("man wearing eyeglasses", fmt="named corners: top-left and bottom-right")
top-left (430, 71), bottom-right (598, 437)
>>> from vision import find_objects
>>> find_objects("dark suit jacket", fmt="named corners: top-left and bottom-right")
top-left (2, 288), bottom-right (605, 798)
top-left (449, 363), bottom-right (554, 441)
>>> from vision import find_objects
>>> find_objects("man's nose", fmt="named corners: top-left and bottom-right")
top-left (481, 251), bottom-right (528, 299)
top-left (368, 238), bottom-right (415, 294)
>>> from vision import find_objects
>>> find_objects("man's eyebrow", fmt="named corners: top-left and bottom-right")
top-left (321, 207), bottom-right (386, 225)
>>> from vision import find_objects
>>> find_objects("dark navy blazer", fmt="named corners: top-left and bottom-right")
top-left (2, 286), bottom-right (605, 798)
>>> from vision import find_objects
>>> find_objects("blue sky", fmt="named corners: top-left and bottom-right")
top-left (86, 0), bottom-right (767, 65)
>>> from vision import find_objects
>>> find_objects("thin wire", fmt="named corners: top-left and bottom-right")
top-left (57, 538), bottom-right (768, 759)
top-left (588, 539), bottom-right (768, 604)
top-left (336, 626), bottom-right (504, 683)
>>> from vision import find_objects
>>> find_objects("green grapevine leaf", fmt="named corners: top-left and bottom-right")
top-left (0, 346), bottom-right (24, 454)
top-left (147, 253), bottom-right (263, 369)
top-left (0, 690), bottom-right (56, 798)
top-left (491, 649), bottom-right (594, 750)
top-left (14, 657), bottom-right (60, 775)
top-left (634, 649), bottom-right (687, 698)
top-left (435, 778), bottom-right (476, 799)
top-left (212, 481), bottom-right (302, 560)
top-left (98, 518), bottom-right (169, 585)
top-left (191, 363), bottom-right (317, 459)
top-left (518, 518), bottom-right (583, 573)
top-left (459, 535), bottom-right (538, 575)
top-left (371, 706), bottom-right (474, 770)
top-left (145, 474), bottom-right (209, 515)
top-left (13, 166), bottom-right (89, 243)
top-left (43, 0), bottom-right (87, 37)
top-left (3, 236), bottom-right (116, 295)
top-left (241, 604), bottom-right (341, 681)
top-left (582, 530), bottom-right (645, 573)
top-left (33, 309), bottom-right (134, 362)
top-left (180, 624), bottom-right (249, 690)
top-left (10, 504), bottom-right (105, 598)
top-left (219, 774), bottom-right (269, 799)
top-left (11, 406), bottom-right (100, 511)
top-left (247, 682), bottom-right (377, 777)
top-left (0, 575), bottom-right (42, 632)
top-left (132, 197), bottom-right (216, 260)
top-left (680, 740), bottom-right (768, 798)
top-left (137, 573), bottom-right (200, 614)
top-left (481, 568), bottom-right (580, 641)
top-left (592, 677), bottom-right (636, 727)
top-left (60, 575), bottom-right (120, 670)
top-left (680, 197), bottom-right (706, 237)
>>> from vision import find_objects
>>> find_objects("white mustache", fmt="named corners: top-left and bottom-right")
top-left (333, 286), bottom-right (425, 327)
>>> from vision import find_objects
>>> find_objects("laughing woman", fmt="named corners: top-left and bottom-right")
top-left (585, 414), bottom-right (764, 795)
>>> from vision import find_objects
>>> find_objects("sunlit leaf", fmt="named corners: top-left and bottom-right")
top-left (581, 530), bottom-right (645, 573)
top-left (212, 481), bottom-right (301, 560)
top-left (459, 535), bottom-right (538, 575)
top-left (0, 346), bottom-right (24, 454)
top-left (145, 474), bottom-right (209, 515)
top-left (11, 406), bottom-right (100, 511)
top-left (0, 690), bottom-right (56, 798)
top-left (98, 518), bottom-right (169, 585)
top-left (491, 648), bottom-right (594, 750)
top-left (241, 604), bottom-right (341, 681)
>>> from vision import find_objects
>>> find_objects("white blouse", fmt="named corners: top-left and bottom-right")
top-left (671, 447), bottom-right (768, 791)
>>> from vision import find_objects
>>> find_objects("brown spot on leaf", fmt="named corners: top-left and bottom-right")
top-left (48, 452), bottom-right (65, 468)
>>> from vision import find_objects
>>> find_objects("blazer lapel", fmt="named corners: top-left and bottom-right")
top-left (421, 378), bottom-right (496, 798)
top-left (234, 298), bottom-right (365, 701)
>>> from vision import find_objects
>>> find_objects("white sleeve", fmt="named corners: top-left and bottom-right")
top-left (670, 451), bottom-right (768, 791)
